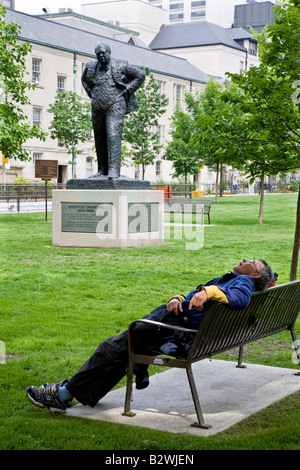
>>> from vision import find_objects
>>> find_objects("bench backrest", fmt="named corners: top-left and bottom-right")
top-left (165, 198), bottom-right (212, 207)
top-left (188, 280), bottom-right (300, 362)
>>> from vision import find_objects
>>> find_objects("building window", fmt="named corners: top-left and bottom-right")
top-left (155, 125), bottom-right (161, 144)
top-left (155, 160), bottom-right (161, 179)
top-left (170, 3), bottom-right (183, 9)
top-left (156, 80), bottom-right (165, 95)
top-left (32, 153), bottom-right (42, 165)
top-left (169, 13), bottom-right (184, 20)
top-left (239, 61), bottom-right (244, 74)
top-left (174, 84), bottom-right (183, 103)
top-left (33, 108), bottom-right (42, 127)
top-left (191, 10), bottom-right (205, 17)
top-left (249, 41), bottom-right (257, 56)
top-left (32, 58), bottom-right (41, 85)
top-left (191, 0), bottom-right (205, 6)
top-left (134, 164), bottom-right (140, 180)
top-left (2, 0), bottom-right (15, 9)
top-left (86, 157), bottom-right (93, 177)
top-left (57, 75), bottom-right (66, 92)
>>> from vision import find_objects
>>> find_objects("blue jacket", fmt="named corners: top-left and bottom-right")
top-left (181, 272), bottom-right (256, 328)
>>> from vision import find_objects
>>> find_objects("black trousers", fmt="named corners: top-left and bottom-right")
top-left (66, 305), bottom-right (189, 407)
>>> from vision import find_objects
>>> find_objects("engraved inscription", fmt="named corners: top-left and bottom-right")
top-left (61, 203), bottom-right (112, 233)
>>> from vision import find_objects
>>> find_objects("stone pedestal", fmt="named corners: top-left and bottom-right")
top-left (52, 189), bottom-right (164, 249)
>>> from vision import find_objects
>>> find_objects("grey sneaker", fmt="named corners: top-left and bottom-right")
top-left (26, 379), bottom-right (70, 413)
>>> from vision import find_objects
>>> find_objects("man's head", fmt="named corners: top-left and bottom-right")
top-left (95, 43), bottom-right (111, 66)
top-left (233, 259), bottom-right (273, 291)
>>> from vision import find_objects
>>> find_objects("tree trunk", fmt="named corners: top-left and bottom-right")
top-left (290, 186), bottom-right (300, 281)
top-left (215, 160), bottom-right (219, 203)
top-left (72, 148), bottom-right (76, 179)
top-left (220, 165), bottom-right (223, 197)
top-left (258, 174), bottom-right (264, 225)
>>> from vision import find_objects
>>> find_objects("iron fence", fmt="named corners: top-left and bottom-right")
top-left (0, 183), bottom-right (65, 212)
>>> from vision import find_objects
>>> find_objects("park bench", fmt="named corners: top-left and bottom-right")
top-left (164, 198), bottom-right (212, 225)
top-left (123, 280), bottom-right (300, 429)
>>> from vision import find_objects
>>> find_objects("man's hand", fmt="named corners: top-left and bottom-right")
top-left (167, 298), bottom-right (183, 315)
top-left (189, 290), bottom-right (208, 311)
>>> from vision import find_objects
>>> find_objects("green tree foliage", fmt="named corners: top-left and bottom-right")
top-left (226, 0), bottom-right (300, 279)
top-left (163, 102), bottom-right (203, 184)
top-left (164, 80), bottom-right (243, 200)
top-left (48, 91), bottom-right (92, 178)
top-left (122, 68), bottom-right (168, 180)
top-left (0, 6), bottom-right (46, 160)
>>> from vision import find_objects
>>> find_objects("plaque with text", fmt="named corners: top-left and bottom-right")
top-left (35, 159), bottom-right (58, 180)
top-left (61, 203), bottom-right (113, 233)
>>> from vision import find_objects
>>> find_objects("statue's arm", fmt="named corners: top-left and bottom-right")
top-left (81, 65), bottom-right (93, 99)
top-left (125, 65), bottom-right (146, 95)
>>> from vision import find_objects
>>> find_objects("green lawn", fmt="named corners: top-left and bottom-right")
top-left (1, 193), bottom-right (300, 450)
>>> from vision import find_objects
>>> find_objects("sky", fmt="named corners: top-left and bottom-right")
top-left (14, 0), bottom-right (87, 15)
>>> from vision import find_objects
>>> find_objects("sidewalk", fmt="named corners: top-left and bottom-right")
top-left (65, 358), bottom-right (300, 436)
top-left (0, 201), bottom-right (52, 213)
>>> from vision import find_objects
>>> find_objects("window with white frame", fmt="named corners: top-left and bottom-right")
top-left (155, 160), bottom-right (161, 179)
top-left (32, 58), bottom-right (42, 85)
top-left (134, 164), bottom-right (140, 180)
top-left (155, 125), bottom-right (161, 144)
top-left (33, 107), bottom-right (42, 127)
top-left (57, 75), bottom-right (66, 92)
top-left (174, 84), bottom-right (184, 104)
top-left (249, 40), bottom-right (257, 56)
top-left (32, 153), bottom-right (42, 165)
top-left (86, 156), bottom-right (93, 177)
top-left (156, 80), bottom-right (166, 95)
top-left (32, 153), bottom-right (42, 176)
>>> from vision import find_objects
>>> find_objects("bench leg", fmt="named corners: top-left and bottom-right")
top-left (291, 328), bottom-right (300, 376)
top-left (122, 360), bottom-right (136, 417)
top-left (236, 346), bottom-right (247, 368)
top-left (186, 364), bottom-right (211, 429)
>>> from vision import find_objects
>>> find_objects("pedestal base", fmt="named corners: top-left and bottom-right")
top-left (52, 189), bottom-right (164, 249)
top-left (66, 175), bottom-right (150, 190)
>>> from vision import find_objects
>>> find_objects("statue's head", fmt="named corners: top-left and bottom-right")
top-left (95, 43), bottom-right (111, 65)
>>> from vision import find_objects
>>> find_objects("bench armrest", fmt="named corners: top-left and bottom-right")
top-left (128, 318), bottom-right (198, 335)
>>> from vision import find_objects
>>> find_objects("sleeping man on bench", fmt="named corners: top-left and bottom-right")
top-left (27, 258), bottom-right (274, 413)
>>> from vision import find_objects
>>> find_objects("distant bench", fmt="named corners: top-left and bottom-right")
top-left (123, 280), bottom-right (300, 430)
top-left (164, 198), bottom-right (212, 224)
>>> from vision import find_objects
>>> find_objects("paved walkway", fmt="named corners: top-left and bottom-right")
top-left (65, 359), bottom-right (300, 436)
top-left (0, 201), bottom-right (52, 213)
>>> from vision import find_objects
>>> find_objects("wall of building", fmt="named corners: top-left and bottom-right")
top-left (151, 43), bottom-right (257, 79)
top-left (82, 0), bottom-right (168, 45)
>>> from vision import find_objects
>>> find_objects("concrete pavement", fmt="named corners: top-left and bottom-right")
top-left (65, 358), bottom-right (300, 436)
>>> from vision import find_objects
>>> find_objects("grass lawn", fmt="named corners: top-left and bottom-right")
top-left (1, 192), bottom-right (300, 451)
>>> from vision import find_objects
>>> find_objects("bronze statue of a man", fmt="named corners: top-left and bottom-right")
top-left (82, 43), bottom-right (145, 179)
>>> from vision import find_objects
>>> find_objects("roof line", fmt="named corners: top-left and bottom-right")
top-left (152, 42), bottom-right (247, 52)
top-left (36, 10), bottom-right (140, 36)
top-left (17, 36), bottom-right (207, 84)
